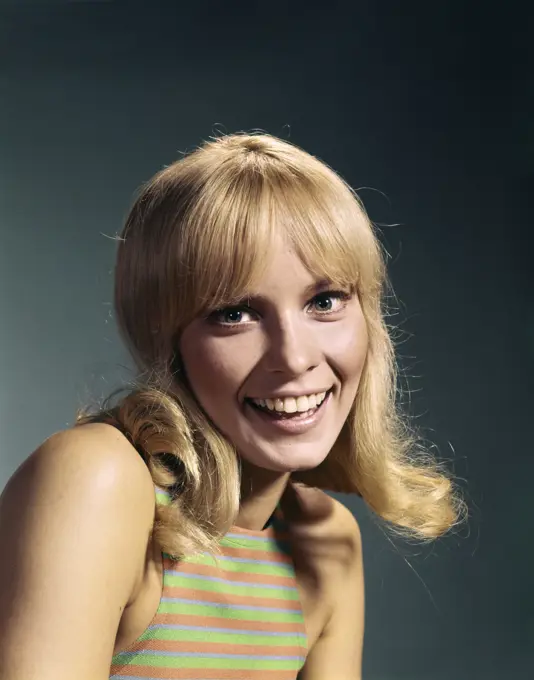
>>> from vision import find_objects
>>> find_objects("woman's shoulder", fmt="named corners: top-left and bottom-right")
top-left (280, 483), bottom-right (364, 655)
top-left (1, 421), bottom-right (156, 537)
top-left (282, 482), bottom-right (362, 553)
top-left (0, 423), bottom-right (157, 679)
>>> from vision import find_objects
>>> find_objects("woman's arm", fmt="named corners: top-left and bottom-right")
top-left (298, 504), bottom-right (365, 680)
top-left (0, 423), bottom-right (155, 680)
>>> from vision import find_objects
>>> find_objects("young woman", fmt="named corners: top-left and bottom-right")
top-left (0, 133), bottom-right (465, 680)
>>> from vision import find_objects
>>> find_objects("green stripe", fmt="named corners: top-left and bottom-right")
top-left (220, 536), bottom-right (288, 551)
top-left (181, 554), bottom-right (294, 577)
top-left (155, 491), bottom-right (171, 505)
top-left (165, 574), bottom-right (299, 600)
top-left (118, 654), bottom-right (302, 670)
top-left (139, 627), bottom-right (307, 648)
top-left (159, 601), bottom-right (304, 623)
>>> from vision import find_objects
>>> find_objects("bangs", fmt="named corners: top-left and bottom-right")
top-left (266, 171), bottom-right (369, 292)
top-left (173, 153), bottom-right (377, 322)
top-left (175, 169), bottom-right (275, 317)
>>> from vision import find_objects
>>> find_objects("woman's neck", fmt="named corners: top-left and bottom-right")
top-left (235, 460), bottom-right (291, 531)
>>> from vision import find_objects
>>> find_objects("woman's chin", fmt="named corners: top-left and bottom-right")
top-left (239, 448), bottom-right (329, 475)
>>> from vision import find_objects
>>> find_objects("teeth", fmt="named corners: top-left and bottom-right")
top-left (251, 391), bottom-right (328, 413)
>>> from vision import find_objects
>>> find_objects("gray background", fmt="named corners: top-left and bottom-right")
top-left (1, 1), bottom-right (532, 678)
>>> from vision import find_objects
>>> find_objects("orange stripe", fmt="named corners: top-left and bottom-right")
top-left (131, 638), bottom-right (305, 656)
top-left (165, 561), bottom-right (298, 587)
top-left (163, 586), bottom-right (301, 610)
top-left (110, 665), bottom-right (299, 679)
top-left (153, 612), bottom-right (306, 633)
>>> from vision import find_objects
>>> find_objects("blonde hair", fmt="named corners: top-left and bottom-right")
top-left (76, 132), bottom-right (466, 558)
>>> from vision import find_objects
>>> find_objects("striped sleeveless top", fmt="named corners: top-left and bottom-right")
top-left (109, 490), bottom-right (308, 679)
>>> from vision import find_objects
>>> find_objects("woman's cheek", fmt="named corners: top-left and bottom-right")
top-left (186, 334), bottom-right (256, 400)
top-left (322, 316), bottom-right (368, 373)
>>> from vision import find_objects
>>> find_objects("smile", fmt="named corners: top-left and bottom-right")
top-left (249, 391), bottom-right (329, 414)
top-left (244, 389), bottom-right (333, 434)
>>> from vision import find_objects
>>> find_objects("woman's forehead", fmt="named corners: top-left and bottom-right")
top-left (177, 186), bottom-right (365, 316)
top-left (244, 238), bottom-right (345, 287)
top-left (202, 258), bottom-right (354, 311)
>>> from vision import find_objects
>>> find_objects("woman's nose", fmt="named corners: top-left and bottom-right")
top-left (262, 316), bottom-right (321, 377)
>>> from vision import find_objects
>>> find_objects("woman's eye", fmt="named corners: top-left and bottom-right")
top-left (207, 291), bottom-right (351, 326)
top-left (310, 291), bottom-right (351, 314)
top-left (210, 306), bottom-right (254, 326)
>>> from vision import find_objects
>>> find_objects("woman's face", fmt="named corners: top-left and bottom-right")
top-left (180, 235), bottom-right (369, 473)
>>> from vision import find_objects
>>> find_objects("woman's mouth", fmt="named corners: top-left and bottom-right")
top-left (243, 389), bottom-right (333, 433)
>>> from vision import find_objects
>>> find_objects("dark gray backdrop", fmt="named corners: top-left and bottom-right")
top-left (1, 1), bottom-right (532, 678)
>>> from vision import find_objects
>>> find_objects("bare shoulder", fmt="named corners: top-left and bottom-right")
top-left (3, 422), bottom-right (154, 515)
top-left (0, 422), bottom-right (155, 680)
top-left (286, 485), bottom-right (365, 680)
top-left (0, 420), bottom-right (156, 581)
top-left (7, 421), bottom-right (150, 486)
top-left (284, 482), bottom-right (362, 553)
top-left (2, 422), bottom-right (153, 529)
